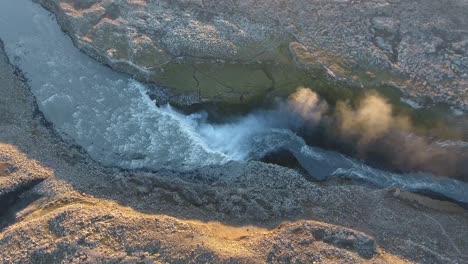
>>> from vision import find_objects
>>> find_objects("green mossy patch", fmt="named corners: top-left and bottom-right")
top-left (127, 37), bottom-right (465, 141)
top-left (150, 63), bottom-right (312, 105)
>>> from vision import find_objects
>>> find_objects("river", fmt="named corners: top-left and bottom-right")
top-left (0, 0), bottom-right (467, 205)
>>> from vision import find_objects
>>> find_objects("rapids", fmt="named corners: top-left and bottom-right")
top-left (0, 0), bottom-right (467, 205)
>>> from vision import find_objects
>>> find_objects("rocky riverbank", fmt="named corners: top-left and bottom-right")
top-left (37, 0), bottom-right (468, 111)
top-left (1, 35), bottom-right (468, 263)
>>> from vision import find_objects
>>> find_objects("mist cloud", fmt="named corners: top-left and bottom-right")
top-left (285, 87), bottom-right (468, 180)
top-left (335, 94), bottom-right (411, 146)
top-left (288, 87), bottom-right (328, 123)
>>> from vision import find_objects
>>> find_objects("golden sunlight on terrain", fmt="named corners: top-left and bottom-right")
top-left (0, 141), bottom-right (414, 263)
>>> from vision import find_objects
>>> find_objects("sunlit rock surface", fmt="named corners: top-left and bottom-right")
top-left (38, 0), bottom-right (468, 110)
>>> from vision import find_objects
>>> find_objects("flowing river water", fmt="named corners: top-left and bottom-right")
top-left (0, 0), bottom-right (467, 205)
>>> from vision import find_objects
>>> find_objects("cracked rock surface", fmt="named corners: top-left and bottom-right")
top-left (37, 0), bottom-right (468, 110)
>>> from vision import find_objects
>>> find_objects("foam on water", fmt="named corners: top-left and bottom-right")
top-left (192, 113), bottom-right (468, 204)
top-left (0, 0), bottom-right (229, 170)
top-left (0, 0), bottom-right (467, 204)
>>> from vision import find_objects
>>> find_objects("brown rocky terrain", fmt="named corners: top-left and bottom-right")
top-left (1, 36), bottom-right (468, 263)
top-left (36, 0), bottom-right (468, 111)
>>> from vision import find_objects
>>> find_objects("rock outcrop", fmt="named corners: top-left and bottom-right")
top-left (0, 145), bottom-right (51, 219)
top-left (0, 194), bottom-right (384, 263)
top-left (37, 0), bottom-right (468, 110)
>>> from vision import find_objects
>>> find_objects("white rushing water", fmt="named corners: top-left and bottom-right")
top-left (0, 0), bottom-right (232, 170)
top-left (0, 0), bottom-right (467, 205)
